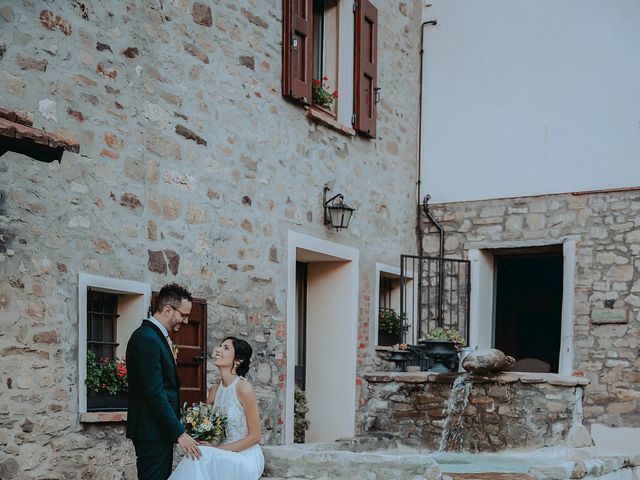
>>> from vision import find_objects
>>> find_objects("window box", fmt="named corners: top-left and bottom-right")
top-left (87, 391), bottom-right (128, 412)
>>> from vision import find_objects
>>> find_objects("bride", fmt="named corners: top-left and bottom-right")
top-left (169, 336), bottom-right (265, 480)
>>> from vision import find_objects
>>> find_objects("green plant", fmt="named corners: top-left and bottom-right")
top-left (294, 386), bottom-right (310, 443)
top-left (378, 308), bottom-right (408, 336)
top-left (85, 350), bottom-right (128, 395)
top-left (312, 76), bottom-right (338, 109)
top-left (420, 328), bottom-right (466, 351)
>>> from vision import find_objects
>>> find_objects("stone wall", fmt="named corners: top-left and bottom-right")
top-left (0, 0), bottom-right (422, 477)
top-left (420, 190), bottom-right (640, 428)
top-left (362, 371), bottom-right (590, 452)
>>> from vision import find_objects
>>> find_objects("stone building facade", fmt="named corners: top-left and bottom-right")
top-left (0, 0), bottom-right (422, 477)
top-left (420, 190), bottom-right (640, 429)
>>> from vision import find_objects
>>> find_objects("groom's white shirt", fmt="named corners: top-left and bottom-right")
top-left (147, 315), bottom-right (169, 338)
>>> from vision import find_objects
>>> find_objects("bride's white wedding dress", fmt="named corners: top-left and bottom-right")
top-left (169, 377), bottom-right (265, 480)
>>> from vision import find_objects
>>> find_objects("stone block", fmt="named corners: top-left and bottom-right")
top-left (147, 250), bottom-right (166, 274)
top-left (39, 10), bottom-right (71, 35)
top-left (590, 309), bottom-right (629, 324)
top-left (192, 3), bottom-right (213, 26)
top-left (32, 330), bottom-right (58, 344)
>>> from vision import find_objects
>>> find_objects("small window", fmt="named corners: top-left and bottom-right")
top-left (375, 264), bottom-right (415, 347)
top-left (78, 274), bottom-right (150, 416)
top-left (312, 0), bottom-right (338, 114)
top-left (377, 274), bottom-right (403, 346)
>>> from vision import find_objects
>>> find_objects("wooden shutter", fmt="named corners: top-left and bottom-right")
top-left (354, 0), bottom-right (378, 138)
top-left (152, 293), bottom-right (208, 404)
top-left (283, 0), bottom-right (313, 103)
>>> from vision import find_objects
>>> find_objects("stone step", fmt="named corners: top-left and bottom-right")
top-left (447, 474), bottom-right (535, 480)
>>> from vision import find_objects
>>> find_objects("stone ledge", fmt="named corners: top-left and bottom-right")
top-left (306, 106), bottom-right (356, 137)
top-left (364, 371), bottom-right (590, 386)
top-left (80, 411), bottom-right (127, 423)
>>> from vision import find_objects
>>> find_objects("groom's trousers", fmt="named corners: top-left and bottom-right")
top-left (133, 440), bottom-right (174, 480)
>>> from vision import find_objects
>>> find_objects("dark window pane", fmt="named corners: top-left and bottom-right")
top-left (87, 290), bottom-right (119, 360)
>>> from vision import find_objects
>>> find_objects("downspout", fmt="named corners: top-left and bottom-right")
top-left (416, 17), bottom-right (438, 338)
top-left (416, 18), bottom-right (438, 256)
top-left (423, 195), bottom-right (445, 328)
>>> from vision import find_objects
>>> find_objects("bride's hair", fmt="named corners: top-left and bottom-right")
top-left (225, 336), bottom-right (253, 377)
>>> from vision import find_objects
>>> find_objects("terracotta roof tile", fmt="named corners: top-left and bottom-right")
top-left (0, 108), bottom-right (80, 154)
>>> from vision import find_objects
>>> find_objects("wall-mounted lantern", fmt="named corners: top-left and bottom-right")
top-left (323, 186), bottom-right (355, 231)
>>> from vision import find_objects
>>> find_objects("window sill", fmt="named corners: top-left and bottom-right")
top-left (375, 345), bottom-right (394, 353)
top-left (306, 106), bottom-right (355, 137)
top-left (80, 411), bottom-right (127, 423)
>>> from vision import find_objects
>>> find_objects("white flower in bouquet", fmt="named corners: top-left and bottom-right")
top-left (181, 402), bottom-right (227, 444)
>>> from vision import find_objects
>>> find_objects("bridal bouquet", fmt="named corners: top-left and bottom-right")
top-left (181, 402), bottom-right (227, 444)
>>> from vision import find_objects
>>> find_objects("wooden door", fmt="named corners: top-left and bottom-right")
top-left (151, 293), bottom-right (208, 405)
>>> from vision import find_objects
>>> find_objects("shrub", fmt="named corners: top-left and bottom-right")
top-left (294, 386), bottom-right (310, 443)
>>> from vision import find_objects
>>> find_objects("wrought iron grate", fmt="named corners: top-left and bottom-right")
top-left (400, 254), bottom-right (471, 345)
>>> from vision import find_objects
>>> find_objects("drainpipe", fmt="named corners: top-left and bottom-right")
top-left (423, 195), bottom-right (445, 328)
top-left (416, 18), bottom-right (438, 256)
top-left (416, 16), bottom-right (439, 337)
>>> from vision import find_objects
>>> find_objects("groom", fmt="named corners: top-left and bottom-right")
top-left (126, 283), bottom-right (201, 480)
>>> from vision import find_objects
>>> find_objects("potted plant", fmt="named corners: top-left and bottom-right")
top-left (312, 76), bottom-right (338, 112)
top-left (378, 308), bottom-right (408, 346)
top-left (86, 350), bottom-right (128, 411)
top-left (418, 328), bottom-right (466, 373)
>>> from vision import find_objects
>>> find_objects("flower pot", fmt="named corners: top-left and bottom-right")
top-left (87, 391), bottom-right (128, 412)
top-left (419, 340), bottom-right (459, 373)
top-left (378, 331), bottom-right (400, 347)
top-left (386, 349), bottom-right (413, 372)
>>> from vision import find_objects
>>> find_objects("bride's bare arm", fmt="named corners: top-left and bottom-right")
top-left (206, 384), bottom-right (218, 405)
top-left (218, 380), bottom-right (261, 452)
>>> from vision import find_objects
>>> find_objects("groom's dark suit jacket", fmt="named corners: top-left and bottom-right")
top-left (126, 319), bottom-right (185, 442)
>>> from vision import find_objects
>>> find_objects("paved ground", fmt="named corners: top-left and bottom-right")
top-left (448, 474), bottom-right (534, 480)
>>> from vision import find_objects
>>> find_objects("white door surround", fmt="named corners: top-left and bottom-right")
top-left (468, 238), bottom-right (576, 375)
top-left (285, 231), bottom-right (359, 443)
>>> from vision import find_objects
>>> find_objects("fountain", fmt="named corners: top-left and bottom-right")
top-left (261, 350), bottom-right (640, 479)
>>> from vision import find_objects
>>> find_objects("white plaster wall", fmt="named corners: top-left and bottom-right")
top-left (420, 0), bottom-right (640, 203)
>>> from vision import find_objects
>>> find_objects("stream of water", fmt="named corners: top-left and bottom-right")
top-left (438, 374), bottom-right (472, 451)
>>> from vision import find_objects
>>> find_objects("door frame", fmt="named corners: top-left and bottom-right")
top-left (468, 238), bottom-right (576, 375)
top-left (285, 230), bottom-right (359, 443)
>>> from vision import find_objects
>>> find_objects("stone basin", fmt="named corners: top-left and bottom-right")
top-left (362, 371), bottom-right (592, 452)
top-left (261, 437), bottom-right (640, 480)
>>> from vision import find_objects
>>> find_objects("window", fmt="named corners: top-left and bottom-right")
top-left (87, 290), bottom-right (119, 361)
top-left (78, 273), bottom-right (150, 417)
top-left (374, 264), bottom-right (415, 347)
top-left (283, 0), bottom-right (378, 137)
